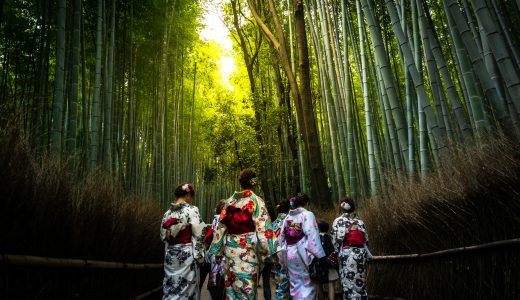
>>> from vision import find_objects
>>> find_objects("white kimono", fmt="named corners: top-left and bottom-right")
top-left (278, 207), bottom-right (325, 300)
top-left (160, 202), bottom-right (205, 300)
top-left (331, 213), bottom-right (369, 300)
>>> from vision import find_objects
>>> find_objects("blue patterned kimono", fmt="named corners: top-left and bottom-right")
top-left (272, 213), bottom-right (290, 300)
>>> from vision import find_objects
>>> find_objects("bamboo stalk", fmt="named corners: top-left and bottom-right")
top-left (370, 238), bottom-right (520, 262)
top-left (0, 254), bottom-right (162, 269)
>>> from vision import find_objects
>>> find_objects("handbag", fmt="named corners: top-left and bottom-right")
top-left (321, 233), bottom-right (338, 268)
top-left (326, 250), bottom-right (339, 268)
top-left (308, 257), bottom-right (327, 282)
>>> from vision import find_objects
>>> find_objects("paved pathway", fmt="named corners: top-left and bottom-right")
top-left (200, 273), bottom-right (276, 300)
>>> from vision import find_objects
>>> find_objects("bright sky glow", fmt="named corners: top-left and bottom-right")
top-left (199, 1), bottom-right (236, 89)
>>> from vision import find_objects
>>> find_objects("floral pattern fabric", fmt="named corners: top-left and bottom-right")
top-left (331, 213), bottom-right (369, 300)
top-left (277, 207), bottom-right (325, 300)
top-left (160, 202), bottom-right (205, 300)
top-left (272, 213), bottom-right (290, 300)
top-left (209, 190), bottom-right (276, 300)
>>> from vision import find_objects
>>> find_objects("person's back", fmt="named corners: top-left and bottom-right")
top-left (160, 183), bottom-right (205, 300)
top-left (331, 197), bottom-right (370, 300)
top-left (317, 220), bottom-right (339, 300)
top-left (272, 199), bottom-right (290, 300)
top-left (278, 193), bottom-right (325, 300)
top-left (208, 168), bottom-right (276, 300)
top-left (205, 200), bottom-right (226, 300)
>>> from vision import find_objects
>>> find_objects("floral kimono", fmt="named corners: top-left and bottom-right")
top-left (272, 213), bottom-right (290, 300)
top-left (331, 213), bottom-right (369, 300)
top-left (207, 214), bottom-right (226, 300)
top-left (160, 202), bottom-right (205, 300)
top-left (277, 207), bottom-right (325, 300)
top-left (208, 214), bottom-right (225, 281)
top-left (209, 190), bottom-right (276, 300)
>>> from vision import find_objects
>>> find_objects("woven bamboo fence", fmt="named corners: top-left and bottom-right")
top-left (2, 238), bottom-right (519, 268)
top-left (0, 254), bottom-right (162, 269)
top-left (370, 237), bottom-right (520, 262)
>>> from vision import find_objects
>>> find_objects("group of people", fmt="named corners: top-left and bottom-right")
top-left (160, 168), bottom-right (370, 300)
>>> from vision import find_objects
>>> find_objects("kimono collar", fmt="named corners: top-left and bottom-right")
top-left (288, 207), bottom-right (307, 216)
top-left (232, 190), bottom-right (255, 199)
top-left (277, 213), bottom-right (287, 219)
top-left (341, 212), bottom-right (351, 218)
top-left (170, 202), bottom-right (189, 211)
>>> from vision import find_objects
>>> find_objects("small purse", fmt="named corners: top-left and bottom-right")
top-left (326, 250), bottom-right (339, 268)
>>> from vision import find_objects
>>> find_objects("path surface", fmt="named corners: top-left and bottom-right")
top-left (200, 273), bottom-right (276, 300)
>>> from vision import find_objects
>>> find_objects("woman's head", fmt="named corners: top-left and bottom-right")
top-left (238, 168), bottom-right (257, 190)
top-left (339, 196), bottom-right (355, 213)
top-left (276, 199), bottom-right (291, 215)
top-left (290, 192), bottom-right (310, 208)
top-left (215, 199), bottom-right (226, 214)
top-left (174, 183), bottom-right (195, 200)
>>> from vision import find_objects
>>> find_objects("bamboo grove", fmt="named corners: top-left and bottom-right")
top-left (0, 0), bottom-right (217, 210)
top-left (1, 0), bottom-right (520, 213)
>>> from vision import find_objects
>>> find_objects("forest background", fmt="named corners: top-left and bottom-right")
top-left (1, 0), bottom-right (520, 299)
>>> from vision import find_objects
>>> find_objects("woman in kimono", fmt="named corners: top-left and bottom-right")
top-left (331, 197), bottom-right (370, 300)
top-left (272, 199), bottom-right (291, 300)
top-left (277, 192), bottom-right (326, 300)
top-left (209, 168), bottom-right (276, 300)
top-left (206, 199), bottom-right (226, 300)
top-left (160, 183), bottom-right (206, 300)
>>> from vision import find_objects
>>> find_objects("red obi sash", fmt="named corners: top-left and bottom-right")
top-left (168, 225), bottom-right (192, 245)
top-left (222, 205), bottom-right (255, 234)
top-left (284, 220), bottom-right (304, 246)
top-left (342, 228), bottom-right (365, 248)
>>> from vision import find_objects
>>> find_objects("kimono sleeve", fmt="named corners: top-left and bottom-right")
top-left (275, 217), bottom-right (288, 265)
top-left (331, 217), bottom-right (341, 252)
top-left (189, 206), bottom-right (206, 263)
top-left (208, 207), bottom-right (228, 256)
top-left (275, 220), bottom-right (286, 253)
top-left (357, 218), bottom-right (369, 243)
top-left (303, 211), bottom-right (325, 259)
top-left (272, 216), bottom-right (285, 253)
top-left (253, 196), bottom-right (276, 260)
top-left (160, 211), bottom-right (170, 243)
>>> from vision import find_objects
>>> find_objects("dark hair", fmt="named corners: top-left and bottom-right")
top-left (238, 168), bottom-right (257, 189)
top-left (174, 183), bottom-right (195, 198)
top-left (339, 196), bottom-right (355, 213)
top-left (276, 199), bottom-right (291, 214)
top-left (318, 220), bottom-right (329, 233)
top-left (292, 192), bottom-right (310, 208)
top-left (215, 199), bottom-right (226, 214)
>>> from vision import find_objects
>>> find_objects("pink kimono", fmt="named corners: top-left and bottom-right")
top-left (277, 207), bottom-right (325, 300)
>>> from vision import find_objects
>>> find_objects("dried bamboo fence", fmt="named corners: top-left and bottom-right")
top-left (0, 254), bottom-right (162, 269)
top-left (1, 237), bottom-right (519, 268)
top-left (2, 238), bottom-right (519, 299)
top-left (370, 237), bottom-right (520, 262)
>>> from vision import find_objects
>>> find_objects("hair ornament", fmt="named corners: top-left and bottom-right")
top-left (182, 183), bottom-right (193, 192)
top-left (289, 197), bottom-right (296, 208)
top-left (340, 201), bottom-right (351, 211)
top-left (250, 177), bottom-right (258, 185)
